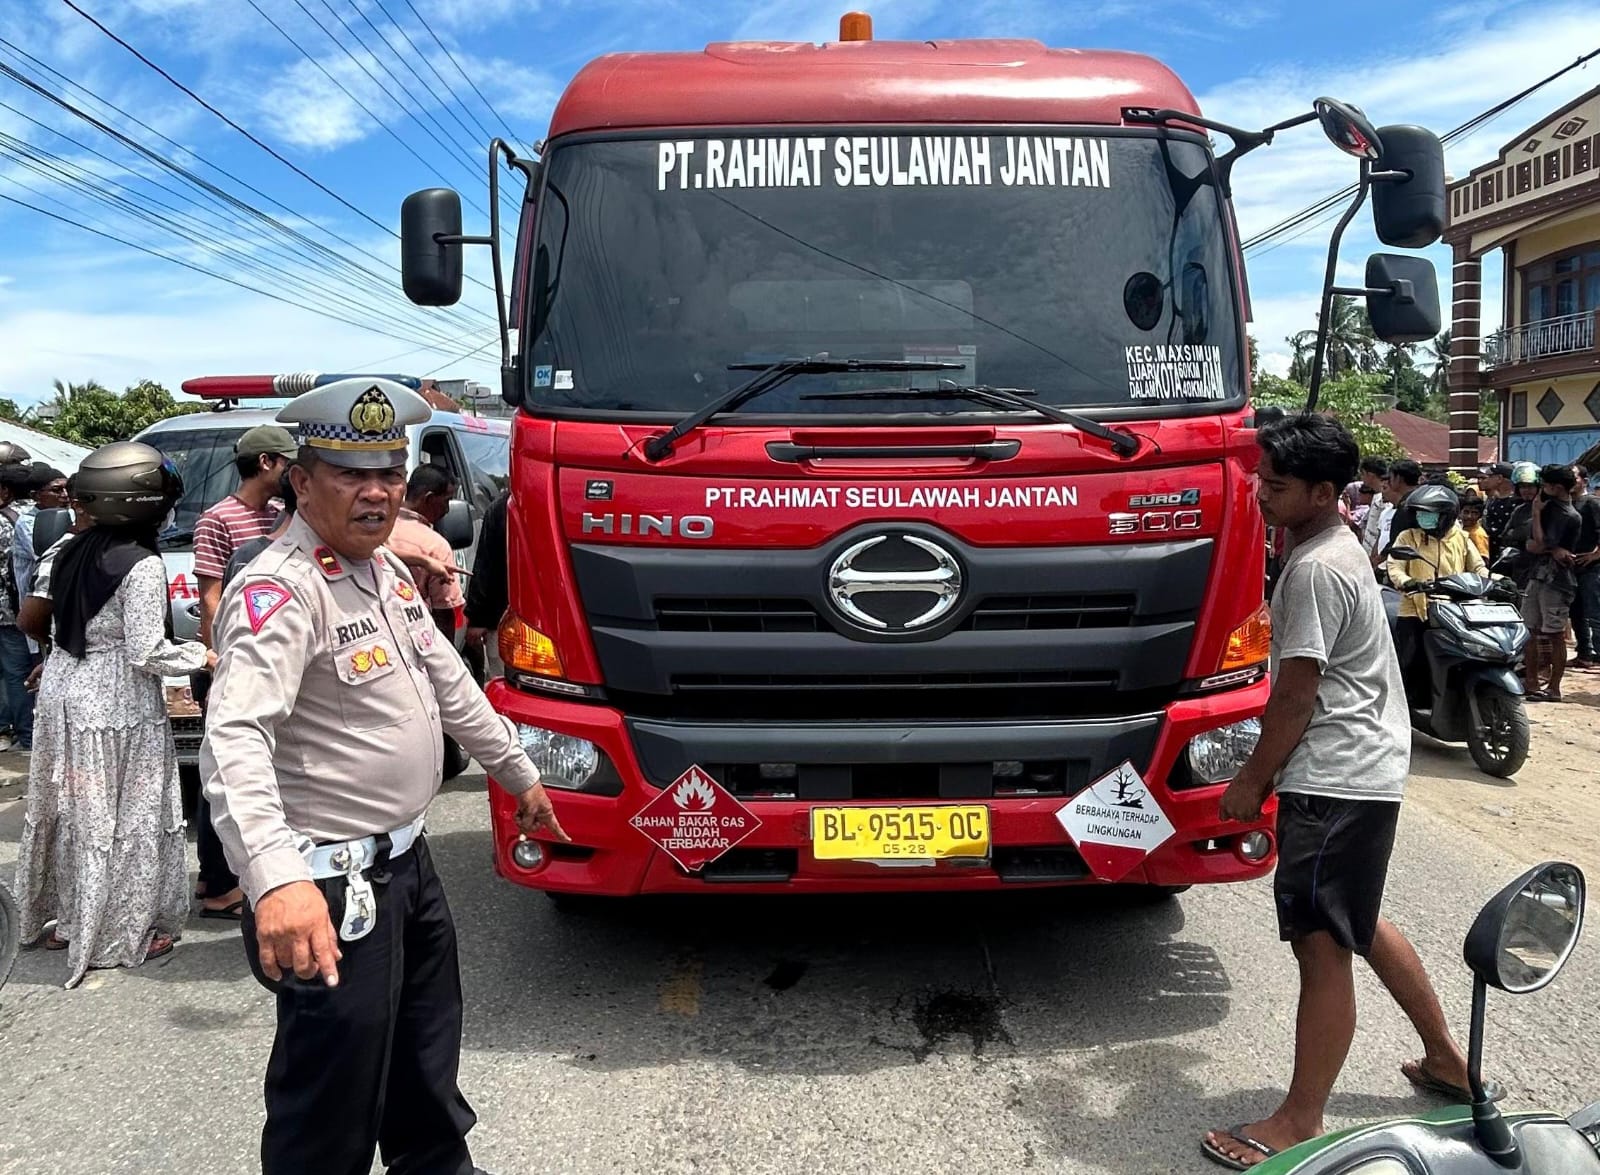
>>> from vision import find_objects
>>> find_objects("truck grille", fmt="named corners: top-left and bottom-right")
top-left (654, 592), bottom-right (1137, 633)
top-left (715, 758), bottom-right (1080, 800)
top-left (171, 715), bottom-right (204, 758)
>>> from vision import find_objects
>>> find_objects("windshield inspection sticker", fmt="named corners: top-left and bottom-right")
top-left (534, 365), bottom-right (553, 388)
top-left (1055, 760), bottom-right (1176, 882)
top-left (1125, 343), bottom-right (1227, 401)
top-left (554, 370), bottom-right (574, 390)
top-left (657, 135), bottom-right (1111, 191)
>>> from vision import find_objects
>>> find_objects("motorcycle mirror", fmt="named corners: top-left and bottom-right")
top-left (1388, 545), bottom-right (1422, 561)
top-left (1460, 862), bottom-right (1584, 1164)
top-left (1464, 861), bottom-right (1585, 994)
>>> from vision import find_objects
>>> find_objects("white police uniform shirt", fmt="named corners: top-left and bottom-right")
top-left (201, 513), bottom-right (540, 905)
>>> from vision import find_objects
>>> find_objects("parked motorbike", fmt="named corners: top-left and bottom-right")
top-left (1389, 545), bottom-right (1529, 778)
top-left (1258, 860), bottom-right (1595, 1173)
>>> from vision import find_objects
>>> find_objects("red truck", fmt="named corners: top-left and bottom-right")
top-left (398, 13), bottom-right (1445, 898)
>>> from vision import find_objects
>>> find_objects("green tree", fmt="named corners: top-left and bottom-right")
top-left (1479, 389), bottom-right (1500, 438)
top-left (1423, 329), bottom-right (1451, 398)
top-left (1252, 371), bottom-right (1401, 459)
top-left (1290, 295), bottom-right (1380, 383)
top-left (47, 378), bottom-right (203, 446)
top-left (0, 398), bottom-right (21, 422)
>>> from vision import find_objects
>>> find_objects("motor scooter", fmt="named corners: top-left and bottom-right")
top-left (1256, 860), bottom-right (1596, 1173)
top-left (1389, 545), bottom-right (1529, 778)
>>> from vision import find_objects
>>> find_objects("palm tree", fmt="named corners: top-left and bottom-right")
top-left (1424, 329), bottom-right (1451, 398)
top-left (1289, 296), bottom-right (1380, 384)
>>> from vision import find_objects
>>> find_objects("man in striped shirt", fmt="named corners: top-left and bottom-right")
top-left (191, 424), bottom-right (297, 919)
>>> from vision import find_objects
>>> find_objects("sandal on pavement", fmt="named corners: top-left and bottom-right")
top-left (1202, 1125), bottom-right (1279, 1170)
top-left (198, 899), bottom-right (245, 922)
top-left (143, 935), bottom-right (175, 963)
top-left (1403, 1059), bottom-right (1505, 1103)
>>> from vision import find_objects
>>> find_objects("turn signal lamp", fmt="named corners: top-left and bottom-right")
top-left (499, 615), bottom-right (564, 678)
top-left (839, 11), bottom-right (873, 40)
top-left (1219, 602), bottom-right (1272, 672)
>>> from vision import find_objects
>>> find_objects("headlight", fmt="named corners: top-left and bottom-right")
top-left (516, 725), bottom-right (600, 789)
top-left (1187, 718), bottom-right (1262, 785)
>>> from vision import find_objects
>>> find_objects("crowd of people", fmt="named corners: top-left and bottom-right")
top-left (1337, 455), bottom-right (1600, 703)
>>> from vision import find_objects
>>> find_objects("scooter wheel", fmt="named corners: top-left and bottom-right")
top-left (0, 881), bottom-right (19, 993)
top-left (1467, 685), bottom-right (1530, 778)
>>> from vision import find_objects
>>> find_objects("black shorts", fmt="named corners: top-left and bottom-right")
top-left (1274, 792), bottom-right (1400, 955)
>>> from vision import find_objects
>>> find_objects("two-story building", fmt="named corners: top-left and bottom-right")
top-left (1444, 86), bottom-right (1600, 472)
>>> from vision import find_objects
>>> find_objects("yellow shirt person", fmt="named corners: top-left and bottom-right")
top-left (1385, 524), bottom-right (1486, 620)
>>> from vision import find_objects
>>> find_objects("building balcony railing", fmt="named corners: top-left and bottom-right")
top-left (1483, 310), bottom-right (1596, 371)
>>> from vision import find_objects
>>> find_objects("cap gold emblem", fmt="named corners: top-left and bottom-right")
top-left (350, 386), bottom-right (397, 436)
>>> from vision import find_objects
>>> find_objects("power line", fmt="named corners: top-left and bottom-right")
top-left (1243, 46), bottom-right (1600, 253)
top-left (244, 0), bottom-right (491, 220)
top-left (356, 327), bottom-right (499, 368)
top-left (61, 0), bottom-right (399, 239)
top-left (304, 0), bottom-right (480, 178)
top-left (0, 134), bottom-right (473, 347)
top-left (0, 189), bottom-right (447, 348)
top-left (420, 335), bottom-right (499, 377)
top-left (400, 0), bottom-right (525, 150)
top-left (0, 45), bottom-right (498, 314)
top-left (371, 0), bottom-right (497, 145)
top-left (351, 0), bottom-right (488, 154)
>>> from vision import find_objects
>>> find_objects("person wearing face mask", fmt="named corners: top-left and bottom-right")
top-left (1385, 484), bottom-right (1484, 703)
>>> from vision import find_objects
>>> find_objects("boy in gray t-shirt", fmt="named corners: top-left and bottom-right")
top-left (1202, 415), bottom-right (1495, 1170)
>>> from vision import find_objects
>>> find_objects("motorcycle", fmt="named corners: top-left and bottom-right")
top-left (1255, 859), bottom-right (1594, 1172)
top-left (1389, 545), bottom-right (1529, 778)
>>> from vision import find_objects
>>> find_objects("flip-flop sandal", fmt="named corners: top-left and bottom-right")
top-left (41, 932), bottom-right (68, 951)
top-left (1201, 1125), bottom-right (1278, 1170)
top-left (1403, 1060), bottom-right (1505, 1103)
top-left (144, 935), bottom-right (175, 963)
top-left (199, 899), bottom-right (245, 922)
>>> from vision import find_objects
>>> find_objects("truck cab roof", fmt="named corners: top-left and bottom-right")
top-left (548, 40), bottom-right (1200, 139)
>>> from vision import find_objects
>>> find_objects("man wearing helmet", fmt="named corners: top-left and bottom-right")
top-left (200, 378), bottom-right (566, 1175)
top-left (1385, 485), bottom-right (1485, 702)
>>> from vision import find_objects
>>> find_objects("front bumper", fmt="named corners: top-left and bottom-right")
top-left (485, 677), bottom-right (1275, 896)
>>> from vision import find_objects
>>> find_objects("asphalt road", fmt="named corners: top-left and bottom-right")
top-left (2, 769), bottom-right (1595, 1175)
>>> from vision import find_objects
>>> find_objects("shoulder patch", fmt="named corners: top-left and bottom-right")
top-left (395, 580), bottom-right (416, 602)
top-left (313, 547), bottom-right (343, 577)
top-left (243, 582), bottom-right (293, 633)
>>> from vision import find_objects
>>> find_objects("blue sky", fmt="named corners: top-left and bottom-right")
top-left (1, 0), bottom-right (1598, 404)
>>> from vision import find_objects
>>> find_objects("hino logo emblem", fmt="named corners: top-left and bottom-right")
top-left (827, 533), bottom-right (962, 632)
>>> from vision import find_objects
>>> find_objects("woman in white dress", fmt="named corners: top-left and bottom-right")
top-left (14, 443), bottom-right (212, 988)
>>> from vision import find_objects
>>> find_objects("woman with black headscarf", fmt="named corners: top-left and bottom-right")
top-left (14, 442), bottom-right (212, 988)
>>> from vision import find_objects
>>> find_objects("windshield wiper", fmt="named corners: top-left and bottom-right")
top-left (641, 356), bottom-right (964, 462)
top-left (802, 383), bottom-right (1140, 458)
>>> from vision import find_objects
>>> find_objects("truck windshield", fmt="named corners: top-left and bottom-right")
top-left (524, 131), bottom-right (1243, 416)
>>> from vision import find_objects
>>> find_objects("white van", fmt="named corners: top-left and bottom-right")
top-left (134, 405), bottom-right (510, 766)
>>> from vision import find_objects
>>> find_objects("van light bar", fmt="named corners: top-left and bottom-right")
top-left (181, 372), bottom-right (423, 399)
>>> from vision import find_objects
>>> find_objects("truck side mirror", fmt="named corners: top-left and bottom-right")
top-left (401, 188), bottom-right (465, 306)
top-left (1314, 97), bottom-right (1382, 159)
top-left (1371, 125), bottom-right (1446, 248)
top-left (436, 498), bottom-right (474, 550)
top-left (1363, 254), bottom-right (1440, 343)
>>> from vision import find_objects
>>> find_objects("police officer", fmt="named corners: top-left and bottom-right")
top-left (201, 378), bottom-right (566, 1175)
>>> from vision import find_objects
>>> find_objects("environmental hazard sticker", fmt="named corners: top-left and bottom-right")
top-left (630, 765), bottom-right (762, 872)
top-left (1054, 760), bottom-right (1175, 882)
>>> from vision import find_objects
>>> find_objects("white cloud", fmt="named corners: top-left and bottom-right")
top-left (254, 57), bottom-right (383, 151)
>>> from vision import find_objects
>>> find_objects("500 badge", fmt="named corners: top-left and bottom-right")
top-left (1108, 509), bottom-right (1202, 535)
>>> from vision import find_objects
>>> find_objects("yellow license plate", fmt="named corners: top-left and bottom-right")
top-left (811, 805), bottom-right (990, 861)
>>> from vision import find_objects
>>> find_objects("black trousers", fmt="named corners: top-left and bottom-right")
top-left (196, 795), bottom-right (239, 898)
top-left (191, 670), bottom-right (239, 900)
top-left (242, 837), bottom-right (477, 1175)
